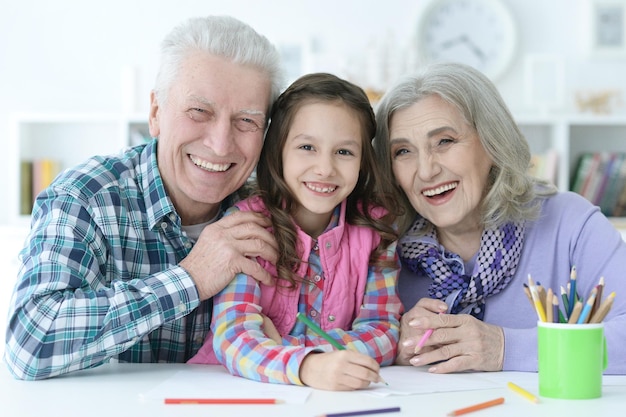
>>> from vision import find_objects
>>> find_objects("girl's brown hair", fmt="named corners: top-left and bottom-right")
top-left (254, 72), bottom-right (401, 288)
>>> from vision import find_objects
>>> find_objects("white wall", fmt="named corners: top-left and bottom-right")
top-left (1, 0), bottom-right (626, 227)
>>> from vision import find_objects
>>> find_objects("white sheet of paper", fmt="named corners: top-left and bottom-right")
top-left (142, 365), bottom-right (312, 404)
top-left (358, 366), bottom-right (501, 397)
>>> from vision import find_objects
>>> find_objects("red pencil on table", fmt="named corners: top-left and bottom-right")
top-left (447, 397), bottom-right (505, 416)
top-left (164, 398), bottom-right (282, 404)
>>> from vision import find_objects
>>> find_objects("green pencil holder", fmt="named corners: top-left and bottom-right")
top-left (537, 322), bottom-right (607, 399)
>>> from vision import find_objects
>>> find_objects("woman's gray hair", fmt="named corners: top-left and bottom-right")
top-left (373, 62), bottom-right (556, 234)
top-left (154, 15), bottom-right (285, 111)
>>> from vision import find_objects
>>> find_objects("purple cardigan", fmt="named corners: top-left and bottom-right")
top-left (397, 191), bottom-right (626, 374)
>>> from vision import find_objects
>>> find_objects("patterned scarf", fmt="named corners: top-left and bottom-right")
top-left (398, 217), bottom-right (525, 320)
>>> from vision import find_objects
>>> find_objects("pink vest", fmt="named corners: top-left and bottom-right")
top-left (188, 197), bottom-right (385, 364)
top-left (238, 196), bottom-right (383, 336)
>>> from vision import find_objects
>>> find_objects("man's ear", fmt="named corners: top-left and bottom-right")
top-left (148, 90), bottom-right (160, 138)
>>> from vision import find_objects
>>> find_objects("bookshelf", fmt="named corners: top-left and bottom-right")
top-left (9, 112), bottom-right (626, 234)
top-left (10, 113), bottom-right (150, 224)
top-left (518, 114), bottom-right (626, 235)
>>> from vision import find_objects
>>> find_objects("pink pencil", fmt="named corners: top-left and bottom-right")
top-left (414, 329), bottom-right (434, 353)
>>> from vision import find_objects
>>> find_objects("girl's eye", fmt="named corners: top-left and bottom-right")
top-left (299, 144), bottom-right (314, 151)
top-left (337, 149), bottom-right (354, 156)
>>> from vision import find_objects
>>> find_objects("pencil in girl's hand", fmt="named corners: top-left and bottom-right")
top-left (577, 287), bottom-right (597, 324)
top-left (296, 312), bottom-right (344, 350)
top-left (589, 291), bottom-right (616, 323)
top-left (295, 312), bottom-right (388, 386)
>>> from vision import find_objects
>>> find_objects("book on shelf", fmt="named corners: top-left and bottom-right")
top-left (571, 151), bottom-right (626, 217)
top-left (20, 158), bottom-right (62, 215)
top-left (599, 153), bottom-right (626, 215)
top-left (19, 160), bottom-right (33, 215)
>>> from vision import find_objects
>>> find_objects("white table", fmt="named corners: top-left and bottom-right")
top-left (2, 362), bottom-right (625, 417)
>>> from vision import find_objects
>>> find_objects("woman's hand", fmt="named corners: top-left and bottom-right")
top-left (396, 298), bottom-right (504, 373)
top-left (396, 298), bottom-right (448, 365)
top-left (300, 351), bottom-right (383, 391)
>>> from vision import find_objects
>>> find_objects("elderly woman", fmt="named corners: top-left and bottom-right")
top-left (373, 62), bottom-right (626, 374)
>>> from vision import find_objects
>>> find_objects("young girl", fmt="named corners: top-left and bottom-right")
top-left (189, 73), bottom-right (402, 391)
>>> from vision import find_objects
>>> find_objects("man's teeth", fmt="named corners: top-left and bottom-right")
top-left (190, 155), bottom-right (231, 172)
top-left (306, 183), bottom-right (337, 193)
top-left (422, 182), bottom-right (457, 197)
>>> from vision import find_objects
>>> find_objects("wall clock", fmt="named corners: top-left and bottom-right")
top-left (416, 0), bottom-right (518, 81)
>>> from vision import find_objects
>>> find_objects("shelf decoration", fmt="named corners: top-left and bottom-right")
top-left (589, 0), bottom-right (626, 58)
top-left (575, 89), bottom-right (622, 114)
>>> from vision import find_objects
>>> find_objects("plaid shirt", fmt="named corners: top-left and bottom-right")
top-left (212, 205), bottom-right (402, 385)
top-left (5, 140), bottom-right (224, 380)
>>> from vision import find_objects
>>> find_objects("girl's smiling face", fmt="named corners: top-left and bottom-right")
top-left (282, 101), bottom-right (362, 237)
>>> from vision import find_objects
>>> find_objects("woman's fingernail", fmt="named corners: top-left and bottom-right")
top-left (410, 357), bottom-right (420, 365)
top-left (402, 339), bottom-right (415, 347)
top-left (428, 366), bottom-right (437, 373)
top-left (408, 319), bottom-right (422, 327)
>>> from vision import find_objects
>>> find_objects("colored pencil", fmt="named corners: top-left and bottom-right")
top-left (568, 266), bottom-right (577, 316)
top-left (523, 284), bottom-right (534, 309)
top-left (577, 287), bottom-right (597, 324)
top-left (589, 291), bottom-right (616, 323)
top-left (567, 300), bottom-right (583, 324)
top-left (447, 397), bottom-right (505, 416)
top-left (414, 328), bottom-right (434, 354)
top-left (545, 288), bottom-right (554, 323)
top-left (551, 293), bottom-right (561, 324)
top-left (527, 275), bottom-right (547, 322)
top-left (591, 277), bottom-right (605, 317)
top-left (296, 312), bottom-right (388, 385)
top-left (507, 381), bottom-right (539, 403)
top-left (536, 282), bottom-right (547, 314)
top-left (318, 407), bottom-right (401, 417)
top-left (560, 286), bottom-right (570, 319)
top-left (296, 312), bottom-right (345, 350)
top-left (164, 398), bottom-right (282, 404)
top-left (555, 292), bottom-right (567, 323)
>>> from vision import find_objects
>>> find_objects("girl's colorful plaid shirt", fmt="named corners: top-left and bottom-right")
top-left (211, 206), bottom-right (402, 385)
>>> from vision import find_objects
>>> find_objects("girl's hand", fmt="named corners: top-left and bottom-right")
top-left (299, 350), bottom-right (383, 391)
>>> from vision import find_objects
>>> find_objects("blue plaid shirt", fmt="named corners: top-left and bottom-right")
top-left (5, 139), bottom-right (230, 380)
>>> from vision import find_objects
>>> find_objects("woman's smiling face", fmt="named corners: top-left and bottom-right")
top-left (389, 94), bottom-right (493, 236)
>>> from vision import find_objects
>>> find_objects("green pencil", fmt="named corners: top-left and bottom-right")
top-left (296, 312), bottom-right (389, 386)
top-left (296, 312), bottom-right (345, 350)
